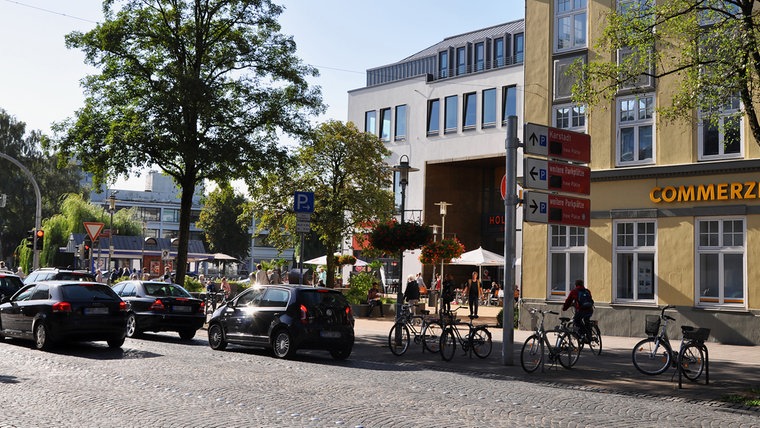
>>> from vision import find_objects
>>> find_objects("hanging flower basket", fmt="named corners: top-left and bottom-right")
top-left (419, 238), bottom-right (465, 265)
top-left (337, 254), bottom-right (357, 266)
top-left (369, 220), bottom-right (433, 254)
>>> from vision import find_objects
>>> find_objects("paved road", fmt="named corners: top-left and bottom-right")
top-left (0, 325), bottom-right (757, 427)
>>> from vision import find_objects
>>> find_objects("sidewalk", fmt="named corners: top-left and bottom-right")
top-left (352, 306), bottom-right (760, 406)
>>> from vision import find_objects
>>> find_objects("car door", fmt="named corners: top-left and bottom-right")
top-left (0, 284), bottom-right (34, 333)
top-left (249, 288), bottom-right (290, 344)
top-left (16, 284), bottom-right (50, 335)
top-left (222, 287), bottom-right (265, 344)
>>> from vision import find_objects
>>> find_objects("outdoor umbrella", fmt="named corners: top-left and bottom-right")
top-left (449, 246), bottom-right (506, 282)
top-left (303, 255), bottom-right (368, 266)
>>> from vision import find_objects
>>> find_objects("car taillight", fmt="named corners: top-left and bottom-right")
top-left (198, 301), bottom-right (205, 313)
top-left (149, 299), bottom-right (166, 310)
top-left (119, 301), bottom-right (127, 312)
top-left (300, 304), bottom-right (308, 324)
top-left (52, 302), bottom-right (72, 313)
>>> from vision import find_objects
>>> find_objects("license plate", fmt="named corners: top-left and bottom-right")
top-left (84, 307), bottom-right (109, 315)
top-left (320, 331), bottom-right (341, 339)
top-left (173, 306), bottom-right (192, 313)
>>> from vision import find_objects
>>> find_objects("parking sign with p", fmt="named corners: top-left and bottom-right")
top-left (294, 191), bottom-right (314, 213)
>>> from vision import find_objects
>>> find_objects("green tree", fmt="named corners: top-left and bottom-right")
top-left (196, 183), bottom-right (251, 260)
top-left (0, 109), bottom-right (84, 266)
top-left (248, 120), bottom-right (395, 288)
top-left (572, 0), bottom-right (760, 145)
top-left (48, 0), bottom-right (324, 286)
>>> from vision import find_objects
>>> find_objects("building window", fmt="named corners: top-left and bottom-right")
top-left (365, 111), bottom-right (376, 134)
top-left (554, 55), bottom-right (584, 101)
top-left (514, 33), bottom-right (524, 63)
top-left (463, 92), bottom-right (477, 130)
top-left (613, 220), bottom-right (656, 302)
top-left (427, 99), bottom-right (440, 136)
top-left (555, 0), bottom-right (587, 52)
top-left (379, 108), bottom-right (391, 142)
top-left (162, 208), bottom-right (180, 223)
top-left (696, 218), bottom-right (745, 306)
top-left (553, 103), bottom-right (586, 131)
top-left (444, 95), bottom-right (458, 133)
top-left (548, 225), bottom-right (586, 299)
top-left (617, 47), bottom-right (654, 90)
top-left (616, 93), bottom-right (654, 166)
top-left (501, 85), bottom-right (517, 124)
top-left (698, 95), bottom-right (742, 160)
top-left (439, 51), bottom-right (449, 78)
top-left (456, 47), bottom-right (467, 75)
top-left (138, 207), bottom-right (161, 222)
top-left (482, 88), bottom-right (497, 128)
top-left (474, 42), bottom-right (485, 71)
top-left (494, 38), bottom-right (505, 67)
top-left (394, 105), bottom-right (407, 141)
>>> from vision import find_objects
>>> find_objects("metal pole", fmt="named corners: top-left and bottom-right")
top-left (396, 182), bottom-right (406, 323)
top-left (502, 115), bottom-right (519, 366)
top-left (0, 153), bottom-right (42, 270)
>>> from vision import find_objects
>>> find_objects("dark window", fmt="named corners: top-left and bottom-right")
top-left (494, 38), bottom-right (505, 67)
top-left (475, 42), bottom-right (485, 71)
top-left (456, 47), bottom-right (466, 75)
top-left (439, 51), bottom-right (449, 78)
top-left (379, 108), bottom-right (391, 141)
top-left (31, 285), bottom-right (49, 300)
top-left (394, 105), bottom-right (407, 140)
top-left (502, 85), bottom-right (518, 123)
top-left (365, 111), bottom-right (376, 134)
top-left (482, 88), bottom-right (497, 127)
top-left (463, 92), bottom-right (477, 129)
top-left (514, 33), bottom-right (524, 63)
top-left (427, 99), bottom-right (440, 135)
top-left (61, 284), bottom-right (119, 301)
top-left (445, 95), bottom-right (458, 133)
top-left (261, 288), bottom-right (289, 307)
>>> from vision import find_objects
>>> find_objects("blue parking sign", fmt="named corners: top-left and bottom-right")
top-left (294, 191), bottom-right (314, 213)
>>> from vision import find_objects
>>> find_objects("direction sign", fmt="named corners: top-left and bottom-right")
top-left (294, 191), bottom-right (315, 213)
top-left (523, 123), bottom-right (591, 164)
top-left (83, 222), bottom-right (105, 242)
top-left (523, 191), bottom-right (590, 228)
top-left (524, 157), bottom-right (591, 195)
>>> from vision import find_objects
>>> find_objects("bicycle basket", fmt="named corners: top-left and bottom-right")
top-left (682, 326), bottom-right (710, 342)
top-left (644, 315), bottom-right (661, 336)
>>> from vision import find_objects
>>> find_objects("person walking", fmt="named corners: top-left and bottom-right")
top-left (464, 271), bottom-right (482, 318)
top-left (441, 274), bottom-right (455, 314)
top-left (404, 275), bottom-right (420, 315)
top-left (562, 279), bottom-right (594, 343)
top-left (255, 264), bottom-right (269, 285)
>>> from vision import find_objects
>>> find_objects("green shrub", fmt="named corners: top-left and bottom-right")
top-left (184, 276), bottom-right (203, 292)
top-left (345, 271), bottom-right (374, 305)
top-left (495, 307), bottom-right (519, 329)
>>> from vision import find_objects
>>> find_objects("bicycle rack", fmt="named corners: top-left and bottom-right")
top-left (677, 327), bottom-right (710, 389)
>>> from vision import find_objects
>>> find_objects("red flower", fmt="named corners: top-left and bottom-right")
top-left (368, 220), bottom-right (433, 253)
top-left (419, 238), bottom-right (465, 265)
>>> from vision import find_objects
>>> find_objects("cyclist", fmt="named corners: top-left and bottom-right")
top-left (562, 278), bottom-right (594, 343)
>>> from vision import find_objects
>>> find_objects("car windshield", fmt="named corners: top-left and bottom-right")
top-left (144, 283), bottom-right (192, 297)
top-left (298, 290), bottom-right (349, 307)
top-left (61, 284), bottom-right (120, 301)
top-left (58, 272), bottom-right (96, 281)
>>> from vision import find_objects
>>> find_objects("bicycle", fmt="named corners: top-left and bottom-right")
top-left (438, 307), bottom-right (493, 361)
top-left (387, 304), bottom-right (443, 356)
top-left (520, 308), bottom-right (581, 373)
top-left (631, 305), bottom-right (710, 384)
top-left (204, 291), bottom-right (227, 315)
top-left (567, 313), bottom-right (602, 356)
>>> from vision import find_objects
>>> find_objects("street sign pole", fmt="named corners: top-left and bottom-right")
top-left (503, 115), bottom-right (518, 366)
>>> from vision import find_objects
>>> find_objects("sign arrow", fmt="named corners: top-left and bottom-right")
top-left (529, 166), bottom-right (538, 181)
top-left (530, 199), bottom-right (539, 214)
top-left (529, 132), bottom-right (538, 146)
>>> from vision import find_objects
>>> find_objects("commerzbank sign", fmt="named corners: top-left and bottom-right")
top-left (649, 182), bottom-right (760, 203)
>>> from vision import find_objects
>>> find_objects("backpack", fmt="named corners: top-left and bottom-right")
top-left (577, 288), bottom-right (594, 310)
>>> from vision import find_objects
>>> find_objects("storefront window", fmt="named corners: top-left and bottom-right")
top-left (548, 225), bottom-right (586, 299)
top-left (696, 218), bottom-right (745, 306)
top-left (614, 220), bottom-right (656, 302)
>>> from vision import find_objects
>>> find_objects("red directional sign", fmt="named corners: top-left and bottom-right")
top-left (523, 191), bottom-right (590, 228)
top-left (523, 123), bottom-right (591, 164)
top-left (524, 158), bottom-right (591, 195)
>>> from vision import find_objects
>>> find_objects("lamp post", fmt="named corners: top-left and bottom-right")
top-left (434, 201), bottom-right (453, 304)
top-left (391, 154), bottom-right (418, 325)
top-left (107, 193), bottom-right (116, 281)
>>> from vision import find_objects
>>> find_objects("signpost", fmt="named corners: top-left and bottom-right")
top-left (524, 122), bottom-right (591, 164)
top-left (524, 158), bottom-right (590, 195)
top-left (523, 191), bottom-right (591, 228)
top-left (294, 191), bottom-right (315, 285)
top-left (83, 222), bottom-right (105, 242)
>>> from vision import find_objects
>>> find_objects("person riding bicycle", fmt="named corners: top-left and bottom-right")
top-left (562, 279), bottom-right (594, 343)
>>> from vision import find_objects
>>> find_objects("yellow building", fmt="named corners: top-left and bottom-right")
top-left (523, 0), bottom-right (760, 345)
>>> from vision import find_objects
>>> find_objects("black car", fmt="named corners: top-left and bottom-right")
top-left (23, 267), bottom-right (96, 284)
top-left (0, 271), bottom-right (24, 300)
top-left (112, 280), bottom-right (205, 340)
top-left (0, 281), bottom-right (128, 350)
top-left (207, 285), bottom-right (355, 360)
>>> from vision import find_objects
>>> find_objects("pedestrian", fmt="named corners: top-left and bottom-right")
top-left (95, 269), bottom-right (104, 283)
top-left (163, 267), bottom-right (172, 283)
top-left (463, 271), bottom-right (482, 318)
top-left (269, 268), bottom-right (281, 284)
top-left (255, 263), bottom-right (269, 285)
top-left (441, 274), bottom-right (455, 313)
top-left (366, 282), bottom-right (384, 317)
top-left (404, 274), bottom-right (420, 314)
top-left (562, 279), bottom-right (594, 343)
top-left (220, 277), bottom-right (231, 299)
top-left (15, 266), bottom-right (25, 279)
top-left (0, 261), bottom-right (6, 270)
top-left (142, 267), bottom-right (150, 281)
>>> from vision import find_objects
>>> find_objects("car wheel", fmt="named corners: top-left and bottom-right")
top-left (178, 329), bottom-right (196, 340)
top-left (34, 322), bottom-right (52, 351)
top-left (329, 345), bottom-right (352, 360)
top-left (272, 330), bottom-right (296, 359)
top-left (207, 323), bottom-right (227, 351)
top-left (107, 334), bottom-right (125, 349)
top-left (125, 313), bottom-right (140, 338)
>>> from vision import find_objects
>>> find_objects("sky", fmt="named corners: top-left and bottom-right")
top-left (0, 0), bottom-right (524, 189)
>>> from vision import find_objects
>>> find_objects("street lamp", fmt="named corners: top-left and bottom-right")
top-left (107, 193), bottom-right (116, 281)
top-left (391, 154), bottom-right (418, 325)
top-left (434, 201), bottom-right (452, 315)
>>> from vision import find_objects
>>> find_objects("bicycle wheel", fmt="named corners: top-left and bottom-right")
top-left (520, 334), bottom-right (544, 373)
top-left (440, 328), bottom-right (457, 361)
top-left (632, 337), bottom-right (672, 375)
top-left (422, 321), bottom-right (443, 353)
top-left (679, 343), bottom-right (705, 381)
top-left (471, 327), bottom-right (492, 359)
top-left (387, 323), bottom-right (410, 356)
top-left (587, 324), bottom-right (602, 356)
top-left (556, 331), bottom-right (581, 369)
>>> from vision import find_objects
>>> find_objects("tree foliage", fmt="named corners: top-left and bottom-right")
top-left (48, 0), bottom-right (324, 285)
top-left (248, 120), bottom-right (395, 288)
top-left (572, 0), bottom-right (760, 145)
top-left (196, 183), bottom-right (251, 259)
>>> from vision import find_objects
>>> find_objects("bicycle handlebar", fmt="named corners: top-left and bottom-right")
top-left (661, 305), bottom-right (676, 321)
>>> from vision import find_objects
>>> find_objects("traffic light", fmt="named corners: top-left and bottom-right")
top-left (35, 229), bottom-right (44, 251)
top-left (25, 229), bottom-right (34, 249)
